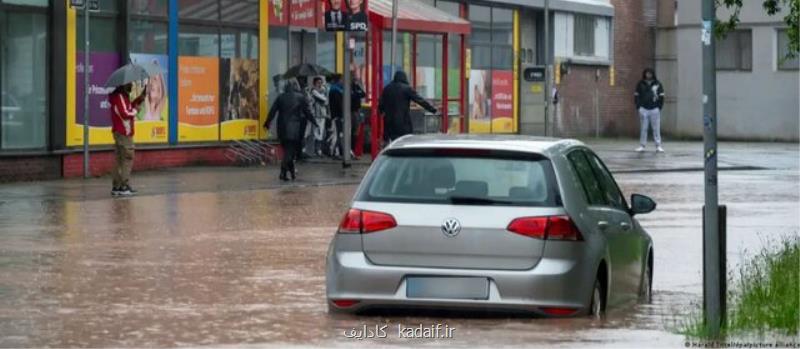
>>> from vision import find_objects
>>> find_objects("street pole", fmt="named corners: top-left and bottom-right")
top-left (83, 5), bottom-right (91, 178)
top-left (543, 0), bottom-right (550, 137)
top-left (390, 0), bottom-right (398, 77)
top-left (342, 32), bottom-right (352, 168)
top-left (701, 0), bottom-right (722, 337)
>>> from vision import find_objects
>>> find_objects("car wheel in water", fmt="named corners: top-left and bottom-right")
top-left (590, 279), bottom-right (605, 318)
top-left (638, 257), bottom-right (653, 304)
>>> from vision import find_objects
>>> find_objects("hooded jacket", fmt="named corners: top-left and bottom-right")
top-left (265, 80), bottom-right (317, 142)
top-left (634, 68), bottom-right (665, 110)
top-left (378, 71), bottom-right (437, 140)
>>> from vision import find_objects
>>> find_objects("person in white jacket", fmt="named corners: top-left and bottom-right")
top-left (309, 76), bottom-right (329, 157)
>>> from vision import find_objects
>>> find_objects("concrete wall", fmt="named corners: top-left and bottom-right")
top-left (664, 0), bottom-right (800, 141)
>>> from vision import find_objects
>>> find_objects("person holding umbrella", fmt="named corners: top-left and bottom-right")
top-left (265, 79), bottom-right (318, 181)
top-left (105, 61), bottom-right (159, 196)
top-left (109, 82), bottom-right (146, 196)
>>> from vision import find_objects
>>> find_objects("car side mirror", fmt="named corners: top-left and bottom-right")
top-left (630, 194), bottom-right (657, 215)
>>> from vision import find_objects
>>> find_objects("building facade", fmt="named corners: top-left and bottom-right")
top-left (656, 0), bottom-right (799, 141)
top-left (1, 0), bottom-right (659, 181)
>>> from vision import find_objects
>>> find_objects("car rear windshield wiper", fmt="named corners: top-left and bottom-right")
top-left (448, 196), bottom-right (512, 205)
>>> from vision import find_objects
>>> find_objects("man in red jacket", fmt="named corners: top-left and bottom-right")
top-left (109, 83), bottom-right (145, 196)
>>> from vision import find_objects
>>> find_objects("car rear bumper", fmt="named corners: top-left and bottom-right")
top-left (325, 235), bottom-right (598, 316)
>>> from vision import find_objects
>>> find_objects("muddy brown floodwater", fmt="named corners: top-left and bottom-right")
top-left (0, 165), bottom-right (797, 348)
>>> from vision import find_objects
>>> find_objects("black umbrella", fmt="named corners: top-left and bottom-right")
top-left (283, 63), bottom-right (333, 79)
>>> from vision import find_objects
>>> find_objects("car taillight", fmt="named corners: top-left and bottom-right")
top-left (337, 208), bottom-right (397, 234)
top-left (331, 299), bottom-right (360, 308)
top-left (540, 307), bottom-right (579, 316)
top-left (507, 215), bottom-right (583, 241)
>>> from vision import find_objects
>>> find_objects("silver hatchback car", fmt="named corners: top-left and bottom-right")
top-left (326, 135), bottom-right (656, 317)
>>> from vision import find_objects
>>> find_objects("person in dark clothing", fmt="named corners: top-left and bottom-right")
top-left (378, 71), bottom-right (437, 142)
top-left (634, 68), bottom-right (666, 153)
top-left (265, 79), bottom-right (317, 181)
top-left (327, 74), bottom-right (344, 158)
top-left (348, 77), bottom-right (366, 159)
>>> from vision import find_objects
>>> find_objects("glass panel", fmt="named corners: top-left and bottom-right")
top-left (492, 45), bottom-right (512, 70)
top-left (383, 30), bottom-right (406, 80)
top-left (179, 0), bottom-right (218, 21)
top-left (491, 8), bottom-right (513, 46)
top-left (447, 35), bottom-right (461, 100)
top-left (239, 29), bottom-right (259, 60)
top-left (415, 34), bottom-right (442, 101)
top-left (715, 31), bottom-right (738, 70)
top-left (471, 43), bottom-right (492, 70)
top-left (268, 26), bottom-right (288, 106)
top-left (567, 151), bottom-right (606, 206)
top-left (436, 0), bottom-right (460, 17)
top-left (587, 153), bottom-right (627, 211)
top-left (318, 31), bottom-right (336, 72)
top-left (739, 30), bottom-right (752, 70)
top-left (220, 28), bottom-right (237, 58)
top-left (574, 14), bottom-right (595, 56)
top-left (469, 5), bottom-right (491, 43)
top-left (130, 0), bottom-right (168, 17)
top-left (76, 16), bottom-right (119, 53)
top-left (778, 29), bottom-right (800, 70)
top-left (130, 20), bottom-right (168, 54)
top-left (1, 11), bottom-right (48, 149)
top-left (179, 24), bottom-right (219, 56)
top-left (220, 0), bottom-right (258, 25)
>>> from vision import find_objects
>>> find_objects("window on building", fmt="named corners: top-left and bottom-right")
top-left (492, 8), bottom-right (513, 70)
top-left (469, 4), bottom-right (492, 70)
top-left (777, 28), bottom-right (799, 70)
top-left (130, 0), bottom-right (168, 55)
top-left (574, 14), bottom-right (595, 57)
top-left (716, 29), bottom-right (752, 71)
top-left (268, 26), bottom-right (288, 106)
top-left (318, 31), bottom-right (336, 72)
top-left (555, 13), bottom-right (610, 61)
top-left (1, 8), bottom-right (48, 149)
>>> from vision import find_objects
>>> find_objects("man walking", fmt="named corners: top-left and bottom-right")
top-left (634, 68), bottom-right (666, 153)
top-left (379, 71), bottom-right (437, 143)
top-left (327, 73), bottom-right (344, 158)
top-left (109, 83), bottom-right (146, 197)
top-left (265, 79), bottom-right (317, 181)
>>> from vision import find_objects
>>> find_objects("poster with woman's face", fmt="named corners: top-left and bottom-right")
top-left (130, 53), bottom-right (168, 122)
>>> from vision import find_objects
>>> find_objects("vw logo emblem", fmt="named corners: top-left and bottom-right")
top-left (441, 218), bottom-right (462, 238)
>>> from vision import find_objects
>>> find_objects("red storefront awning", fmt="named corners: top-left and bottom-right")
top-left (368, 0), bottom-right (471, 34)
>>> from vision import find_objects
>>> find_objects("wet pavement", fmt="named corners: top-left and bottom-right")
top-left (0, 140), bottom-right (798, 348)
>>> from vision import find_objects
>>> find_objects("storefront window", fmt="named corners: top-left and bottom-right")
top-left (179, 24), bottom-right (219, 56)
top-left (436, 1), bottom-right (460, 17)
top-left (491, 8), bottom-right (513, 70)
top-left (178, 0), bottom-right (218, 21)
top-left (268, 26), bottom-right (288, 106)
top-left (2, 0), bottom-right (47, 5)
top-left (1, 10), bottom-right (48, 149)
top-left (318, 31), bottom-right (336, 72)
top-left (416, 34), bottom-right (443, 102)
top-left (130, 20), bottom-right (168, 54)
top-left (130, 0), bottom-right (167, 16)
top-left (76, 17), bottom-right (120, 53)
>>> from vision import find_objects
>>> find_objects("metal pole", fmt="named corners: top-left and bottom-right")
top-left (342, 32), bottom-right (352, 168)
top-left (701, 0), bottom-right (721, 338)
top-left (543, 0), bottom-right (550, 137)
top-left (83, 5), bottom-right (91, 178)
top-left (390, 0), bottom-right (399, 77)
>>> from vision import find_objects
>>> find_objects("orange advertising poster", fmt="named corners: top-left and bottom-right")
top-left (178, 56), bottom-right (219, 142)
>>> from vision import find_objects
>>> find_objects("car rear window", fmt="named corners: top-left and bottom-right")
top-left (356, 149), bottom-right (559, 206)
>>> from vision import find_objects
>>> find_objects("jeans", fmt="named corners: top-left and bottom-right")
top-left (112, 132), bottom-right (135, 188)
top-left (639, 107), bottom-right (662, 147)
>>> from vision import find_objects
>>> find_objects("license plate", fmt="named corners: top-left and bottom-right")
top-left (406, 277), bottom-right (489, 300)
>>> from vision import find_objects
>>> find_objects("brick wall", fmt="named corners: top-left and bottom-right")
top-left (0, 155), bottom-right (63, 183)
top-left (555, 0), bottom-right (655, 138)
top-left (62, 146), bottom-right (236, 179)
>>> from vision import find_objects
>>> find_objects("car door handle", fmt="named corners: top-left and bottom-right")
top-left (620, 222), bottom-right (631, 231)
top-left (597, 221), bottom-right (610, 230)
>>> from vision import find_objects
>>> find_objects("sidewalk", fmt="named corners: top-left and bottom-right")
top-left (0, 139), bottom-right (796, 202)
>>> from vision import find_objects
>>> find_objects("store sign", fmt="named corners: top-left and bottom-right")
top-left (324, 0), bottom-right (368, 32)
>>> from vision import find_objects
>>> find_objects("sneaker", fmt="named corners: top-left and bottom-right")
top-left (635, 146), bottom-right (645, 152)
top-left (115, 187), bottom-right (133, 197)
top-left (656, 146), bottom-right (665, 153)
top-left (120, 185), bottom-right (137, 196)
top-left (111, 187), bottom-right (122, 196)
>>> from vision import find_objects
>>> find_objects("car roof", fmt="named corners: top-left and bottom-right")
top-left (386, 134), bottom-right (585, 156)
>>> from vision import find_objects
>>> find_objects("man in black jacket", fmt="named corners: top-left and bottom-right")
top-left (379, 71), bottom-right (437, 142)
top-left (265, 79), bottom-right (317, 181)
top-left (634, 68), bottom-right (666, 153)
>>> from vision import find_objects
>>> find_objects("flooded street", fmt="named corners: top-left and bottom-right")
top-left (0, 142), bottom-right (798, 348)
